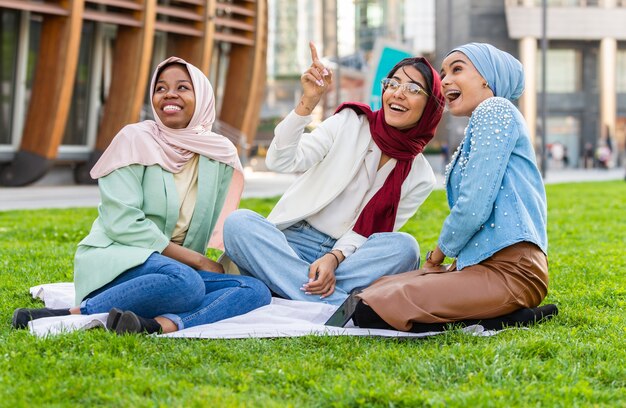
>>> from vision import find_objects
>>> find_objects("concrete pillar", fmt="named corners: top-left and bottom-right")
top-left (518, 37), bottom-right (537, 146)
top-left (599, 37), bottom-right (616, 147)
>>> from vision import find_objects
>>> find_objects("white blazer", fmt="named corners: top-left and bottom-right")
top-left (266, 109), bottom-right (436, 237)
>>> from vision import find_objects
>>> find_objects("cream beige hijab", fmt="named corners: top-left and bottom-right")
top-left (90, 56), bottom-right (243, 249)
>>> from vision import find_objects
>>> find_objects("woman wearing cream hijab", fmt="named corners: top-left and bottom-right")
top-left (13, 57), bottom-right (270, 334)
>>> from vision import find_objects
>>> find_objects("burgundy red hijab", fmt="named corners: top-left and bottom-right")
top-left (335, 57), bottom-right (444, 237)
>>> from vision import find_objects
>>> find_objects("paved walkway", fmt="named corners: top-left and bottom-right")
top-left (0, 166), bottom-right (623, 212)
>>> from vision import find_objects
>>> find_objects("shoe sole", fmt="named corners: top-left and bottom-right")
top-left (106, 308), bottom-right (124, 331)
top-left (115, 311), bottom-right (143, 335)
top-left (12, 308), bottom-right (28, 329)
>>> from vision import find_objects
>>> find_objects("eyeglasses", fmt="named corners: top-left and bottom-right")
top-left (381, 78), bottom-right (429, 97)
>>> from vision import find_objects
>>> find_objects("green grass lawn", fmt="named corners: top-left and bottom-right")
top-left (1, 181), bottom-right (625, 406)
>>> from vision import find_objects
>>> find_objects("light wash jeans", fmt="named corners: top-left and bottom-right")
top-left (80, 252), bottom-right (271, 330)
top-left (223, 209), bottom-right (420, 306)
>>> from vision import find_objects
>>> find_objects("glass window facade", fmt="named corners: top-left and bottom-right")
top-left (617, 50), bottom-right (626, 93)
top-left (0, 12), bottom-right (40, 149)
top-left (537, 49), bottom-right (581, 92)
top-left (547, 115), bottom-right (580, 168)
top-left (356, 0), bottom-right (390, 52)
top-left (0, 9), bottom-right (19, 145)
top-left (62, 21), bottom-right (95, 146)
top-left (269, 0), bottom-right (299, 76)
top-left (25, 17), bottom-right (40, 119)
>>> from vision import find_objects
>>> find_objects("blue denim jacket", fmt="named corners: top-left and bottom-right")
top-left (439, 97), bottom-right (547, 270)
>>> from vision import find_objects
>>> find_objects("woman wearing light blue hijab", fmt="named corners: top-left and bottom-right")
top-left (347, 43), bottom-right (556, 333)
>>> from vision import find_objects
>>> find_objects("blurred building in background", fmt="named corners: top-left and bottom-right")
top-left (0, 0), bottom-right (267, 186)
top-left (258, 0), bottom-right (436, 156)
top-left (0, 0), bottom-right (437, 185)
top-left (7, 1), bottom-right (619, 186)
top-left (436, 0), bottom-right (626, 169)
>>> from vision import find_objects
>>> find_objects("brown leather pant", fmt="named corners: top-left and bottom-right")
top-left (357, 242), bottom-right (549, 331)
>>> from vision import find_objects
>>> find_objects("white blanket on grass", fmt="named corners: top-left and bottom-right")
top-left (27, 283), bottom-right (496, 338)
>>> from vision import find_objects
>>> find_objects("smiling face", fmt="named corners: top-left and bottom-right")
top-left (382, 66), bottom-right (429, 130)
top-left (152, 64), bottom-right (195, 129)
top-left (440, 51), bottom-right (494, 117)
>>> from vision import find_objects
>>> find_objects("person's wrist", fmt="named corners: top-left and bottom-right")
top-left (331, 249), bottom-right (345, 263)
top-left (196, 253), bottom-right (209, 269)
top-left (326, 251), bottom-right (340, 268)
top-left (297, 95), bottom-right (320, 112)
top-left (426, 250), bottom-right (444, 265)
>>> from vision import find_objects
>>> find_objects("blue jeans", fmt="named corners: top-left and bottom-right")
top-left (223, 209), bottom-right (420, 306)
top-left (80, 252), bottom-right (271, 330)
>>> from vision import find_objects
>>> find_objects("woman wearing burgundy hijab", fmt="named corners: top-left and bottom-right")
top-left (223, 43), bottom-right (444, 305)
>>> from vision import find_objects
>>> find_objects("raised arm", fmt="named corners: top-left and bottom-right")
top-left (295, 42), bottom-right (333, 116)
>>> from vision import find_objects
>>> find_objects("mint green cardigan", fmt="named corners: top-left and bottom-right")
top-left (73, 157), bottom-right (233, 305)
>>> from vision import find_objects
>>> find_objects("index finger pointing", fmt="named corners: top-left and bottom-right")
top-left (309, 41), bottom-right (320, 62)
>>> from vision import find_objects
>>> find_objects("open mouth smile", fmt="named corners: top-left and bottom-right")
top-left (445, 90), bottom-right (461, 103)
top-left (389, 103), bottom-right (408, 112)
top-left (163, 105), bottom-right (182, 112)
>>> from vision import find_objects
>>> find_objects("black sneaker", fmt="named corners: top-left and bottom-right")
top-left (106, 308), bottom-right (124, 331)
top-left (113, 310), bottom-right (162, 335)
top-left (12, 307), bottom-right (71, 329)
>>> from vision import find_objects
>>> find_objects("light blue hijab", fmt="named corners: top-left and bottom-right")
top-left (450, 43), bottom-right (524, 101)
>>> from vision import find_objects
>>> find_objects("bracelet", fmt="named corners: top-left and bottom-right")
top-left (327, 251), bottom-right (340, 268)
